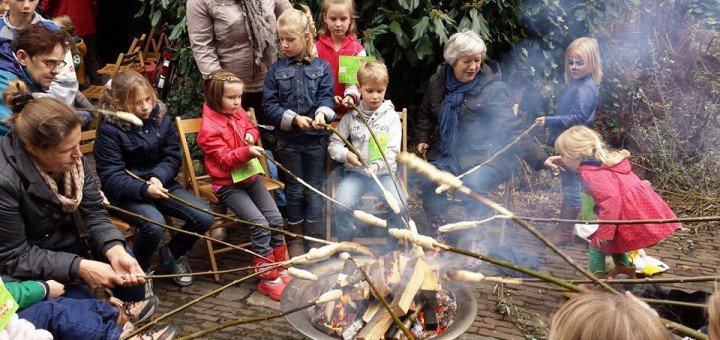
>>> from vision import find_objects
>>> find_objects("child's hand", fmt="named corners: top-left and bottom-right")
top-left (366, 163), bottom-right (379, 175)
top-left (245, 133), bottom-right (255, 145)
top-left (293, 115), bottom-right (313, 130)
top-left (312, 113), bottom-right (326, 130)
top-left (46, 280), bottom-right (65, 298)
top-left (535, 116), bottom-right (546, 127)
top-left (416, 143), bottom-right (429, 154)
top-left (346, 152), bottom-right (362, 167)
top-left (147, 177), bottom-right (163, 189)
top-left (340, 95), bottom-right (355, 108)
top-left (147, 184), bottom-right (169, 199)
top-left (249, 145), bottom-right (264, 158)
top-left (596, 238), bottom-right (608, 247)
top-left (544, 155), bottom-right (564, 175)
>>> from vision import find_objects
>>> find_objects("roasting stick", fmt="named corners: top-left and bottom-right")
top-left (123, 170), bottom-right (338, 243)
top-left (105, 203), bottom-right (270, 261)
top-left (175, 289), bottom-right (342, 340)
top-left (261, 152), bottom-right (389, 228)
top-left (341, 253), bottom-right (413, 340)
top-left (435, 121), bottom-right (540, 194)
top-left (398, 152), bottom-right (618, 293)
top-left (120, 263), bottom-right (285, 340)
top-left (523, 274), bottom-right (720, 285)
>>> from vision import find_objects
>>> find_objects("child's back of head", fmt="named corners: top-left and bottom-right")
top-left (555, 125), bottom-right (629, 166)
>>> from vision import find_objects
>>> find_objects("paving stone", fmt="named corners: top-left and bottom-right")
top-left (246, 291), bottom-right (281, 310)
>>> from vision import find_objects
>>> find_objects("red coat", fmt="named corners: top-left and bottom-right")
top-left (315, 34), bottom-right (364, 113)
top-left (580, 158), bottom-right (681, 253)
top-left (41, 0), bottom-right (97, 37)
top-left (196, 104), bottom-right (261, 187)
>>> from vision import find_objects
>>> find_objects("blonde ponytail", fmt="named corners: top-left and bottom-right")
top-left (555, 126), bottom-right (628, 166)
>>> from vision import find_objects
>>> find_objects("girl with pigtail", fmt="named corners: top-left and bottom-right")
top-left (554, 126), bottom-right (681, 280)
top-left (197, 70), bottom-right (289, 301)
top-left (263, 5), bottom-right (335, 258)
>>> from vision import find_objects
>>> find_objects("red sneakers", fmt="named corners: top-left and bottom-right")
top-left (272, 245), bottom-right (293, 284)
top-left (254, 255), bottom-right (287, 301)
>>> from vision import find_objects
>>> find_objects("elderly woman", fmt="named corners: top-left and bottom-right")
top-left (414, 30), bottom-right (558, 259)
top-left (0, 80), bottom-right (146, 302)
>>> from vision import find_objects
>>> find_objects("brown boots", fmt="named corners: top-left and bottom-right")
top-left (286, 220), bottom-right (305, 258)
top-left (547, 205), bottom-right (582, 246)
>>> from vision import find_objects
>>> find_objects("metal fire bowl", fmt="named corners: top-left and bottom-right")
top-left (281, 257), bottom-right (478, 339)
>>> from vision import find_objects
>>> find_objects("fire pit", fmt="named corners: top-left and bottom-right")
top-left (281, 256), bottom-right (477, 339)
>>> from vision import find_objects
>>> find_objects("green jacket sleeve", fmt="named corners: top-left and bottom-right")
top-left (4, 281), bottom-right (48, 310)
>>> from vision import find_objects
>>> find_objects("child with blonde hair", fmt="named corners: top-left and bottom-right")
top-left (197, 70), bottom-right (289, 301)
top-left (94, 70), bottom-right (214, 288)
top-left (554, 126), bottom-right (681, 278)
top-left (328, 60), bottom-right (406, 244)
top-left (549, 292), bottom-right (669, 339)
top-left (536, 37), bottom-right (603, 246)
top-left (315, 0), bottom-right (365, 114)
top-left (263, 5), bottom-right (335, 257)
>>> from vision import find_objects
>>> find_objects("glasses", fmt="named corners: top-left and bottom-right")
top-left (35, 58), bottom-right (67, 71)
top-left (568, 59), bottom-right (585, 70)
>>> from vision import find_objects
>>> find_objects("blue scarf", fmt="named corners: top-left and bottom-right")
top-left (433, 65), bottom-right (481, 174)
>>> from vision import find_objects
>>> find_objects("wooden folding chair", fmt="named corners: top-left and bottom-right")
top-left (325, 108), bottom-right (408, 244)
top-left (83, 48), bottom-right (146, 101)
top-left (142, 25), bottom-right (170, 63)
top-left (175, 108), bottom-right (284, 282)
top-left (97, 34), bottom-right (146, 75)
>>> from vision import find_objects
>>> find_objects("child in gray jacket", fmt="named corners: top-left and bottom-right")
top-left (328, 61), bottom-right (407, 244)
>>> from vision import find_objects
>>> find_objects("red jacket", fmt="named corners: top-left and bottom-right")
top-left (315, 34), bottom-right (364, 113)
top-left (580, 158), bottom-right (681, 253)
top-left (197, 104), bottom-right (261, 187)
top-left (41, 0), bottom-right (97, 37)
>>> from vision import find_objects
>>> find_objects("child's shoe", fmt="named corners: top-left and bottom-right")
top-left (109, 295), bottom-right (159, 325)
top-left (254, 255), bottom-right (287, 301)
top-left (160, 246), bottom-right (193, 287)
top-left (120, 321), bottom-right (180, 340)
top-left (272, 244), bottom-right (293, 284)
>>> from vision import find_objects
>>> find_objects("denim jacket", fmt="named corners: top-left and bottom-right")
top-left (545, 75), bottom-right (599, 146)
top-left (262, 56), bottom-right (335, 140)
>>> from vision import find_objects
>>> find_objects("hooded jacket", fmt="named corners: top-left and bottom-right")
top-left (580, 158), bottom-right (681, 253)
top-left (94, 102), bottom-right (181, 203)
top-left (197, 103), bottom-right (261, 187)
top-left (328, 100), bottom-right (400, 175)
top-left (414, 62), bottom-right (548, 171)
top-left (0, 130), bottom-right (124, 282)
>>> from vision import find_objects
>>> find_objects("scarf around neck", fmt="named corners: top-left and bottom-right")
top-left (433, 65), bottom-right (481, 174)
top-left (34, 157), bottom-right (85, 212)
top-left (237, 0), bottom-right (277, 68)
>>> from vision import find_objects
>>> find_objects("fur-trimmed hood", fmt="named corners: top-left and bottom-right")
top-left (101, 101), bottom-right (169, 131)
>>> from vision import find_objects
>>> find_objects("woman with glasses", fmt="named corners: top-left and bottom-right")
top-left (535, 37), bottom-right (603, 246)
top-left (0, 24), bottom-right (78, 138)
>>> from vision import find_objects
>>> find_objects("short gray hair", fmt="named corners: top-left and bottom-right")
top-left (443, 30), bottom-right (487, 65)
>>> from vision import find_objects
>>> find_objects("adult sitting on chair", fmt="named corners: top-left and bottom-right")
top-left (0, 24), bottom-right (91, 138)
top-left (0, 80), bottom-right (146, 302)
top-left (413, 30), bottom-right (560, 264)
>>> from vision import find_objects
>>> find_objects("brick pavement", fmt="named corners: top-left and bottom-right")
top-left (148, 190), bottom-right (717, 339)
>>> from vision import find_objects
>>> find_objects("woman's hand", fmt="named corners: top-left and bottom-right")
top-left (416, 143), bottom-right (429, 154)
top-left (535, 116), bottom-right (546, 127)
top-left (245, 133), bottom-right (255, 145)
top-left (293, 115), bottom-right (313, 130)
top-left (46, 280), bottom-right (65, 298)
top-left (77, 259), bottom-right (124, 289)
top-left (249, 145), bottom-right (264, 158)
top-left (346, 152), bottom-right (362, 167)
top-left (312, 113), bottom-right (326, 130)
top-left (105, 245), bottom-right (145, 286)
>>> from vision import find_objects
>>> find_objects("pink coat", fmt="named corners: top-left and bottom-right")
top-left (580, 158), bottom-right (681, 253)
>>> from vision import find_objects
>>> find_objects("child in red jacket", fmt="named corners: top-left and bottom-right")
top-left (197, 70), bottom-right (288, 301)
top-left (554, 126), bottom-right (681, 277)
top-left (315, 0), bottom-right (365, 114)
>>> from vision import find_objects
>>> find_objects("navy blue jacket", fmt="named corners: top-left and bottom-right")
top-left (94, 103), bottom-right (181, 203)
top-left (262, 56), bottom-right (335, 140)
top-left (545, 75), bottom-right (599, 146)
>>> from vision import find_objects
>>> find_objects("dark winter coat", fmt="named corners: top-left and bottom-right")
top-left (580, 158), bottom-right (681, 253)
top-left (94, 102), bottom-right (182, 203)
top-left (414, 62), bottom-right (548, 171)
top-left (0, 130), bottom-right (124, 282)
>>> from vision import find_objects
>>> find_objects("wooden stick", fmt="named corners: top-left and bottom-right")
top-left (346, 256), bottom-right (414, 340)
top-left (435, 121), bottom-right (539, 193)
top-left (398, 152), bottom-right (617, 294)
top-left (515, 215), bottom-right (720, 225)
top-left (176, 300), bottom-right (317, 339)
top-left (120, 263), bottom-right (283, 339)
top-left (123, 170), bottom-right (333, 245)
top-left (522, 275), bottom-right (720, 285)
top-left (143, 264), bottom-right (257, 279)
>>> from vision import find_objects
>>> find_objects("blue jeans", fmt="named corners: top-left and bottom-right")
top-left (116, 181), bottom-right (214, 270)
top-left (422, 165), bottom-right (513, 218)
top-left (277, 137), bottom-right (326, 237)
top-left (19, 297), bottom-right (122, 340)
top-left (560, 169), bottom-right (583, 208)
top-left (334, 171), bottom-right (408, 242)
top-left (217, 177), bottom-right (285, 256)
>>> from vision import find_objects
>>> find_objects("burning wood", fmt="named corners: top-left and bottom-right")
top-left (308, 251), bottom-right (458, 339)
